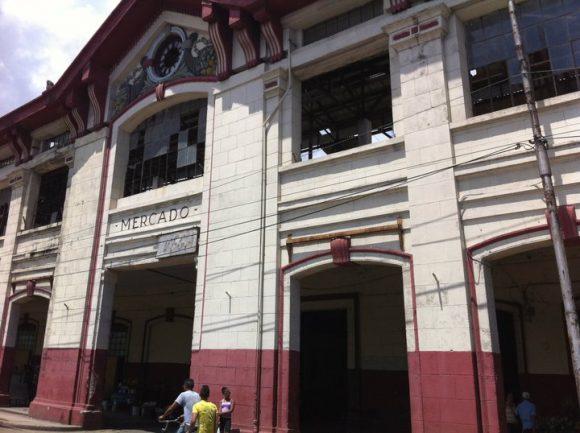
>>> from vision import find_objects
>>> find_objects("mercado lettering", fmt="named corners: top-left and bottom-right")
top-left (119, 206), bottom-right (190, 231)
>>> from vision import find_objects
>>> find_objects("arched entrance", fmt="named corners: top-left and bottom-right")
top-left (279, 249), bottom-right (418, 433)
top-left (8, 295), bottom-right (50, 406)
top-left (489, 244), bottom-right (580, 419)
top-left (468, 226), bottom-right (580, 432)
top-left (102, 263), bottom-right (195, 421)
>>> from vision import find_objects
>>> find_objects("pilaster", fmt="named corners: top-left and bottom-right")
top-left (29, 129), bottom-right (109, 427)
top-left (0, 171), bottom-right (30, 405)
top-left (386, 5), bottom-right (481, 432)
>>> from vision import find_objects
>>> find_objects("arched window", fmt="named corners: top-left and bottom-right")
top-left (124, 100), bottom-right (207, 196)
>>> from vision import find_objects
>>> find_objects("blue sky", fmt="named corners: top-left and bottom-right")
top-left (0, 0), bottom-right (120, 116)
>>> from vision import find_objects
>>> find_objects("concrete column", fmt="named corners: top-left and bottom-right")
top-left (29, 129), bottom-right (109, 427)
top-left (191, 72), bottom-right (270, 431)
top-left (386, 5), bottom-right (483, 433)
top-left (0, 173), bottom-right (30, 405)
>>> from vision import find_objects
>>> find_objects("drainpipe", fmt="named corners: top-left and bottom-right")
top-left (254, 40), bottom-right (294, 433)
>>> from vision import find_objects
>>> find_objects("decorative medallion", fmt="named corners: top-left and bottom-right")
top-left (146, 26), bottom-right (187, 82)
top-left (111, 26), bottom-right (216, 116)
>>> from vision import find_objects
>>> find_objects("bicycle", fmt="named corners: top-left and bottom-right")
top-left (159, 418), bottom-right (183, 432)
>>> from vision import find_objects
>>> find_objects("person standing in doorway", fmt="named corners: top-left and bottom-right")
top-left (159, 378), bottom-right (201, 433)
top-left (189, 385), bottom-right (218, 433)
top-left (516, 391), bottom-right (536, 433)
top-left (218, 387), bottom-right (235, 433)
top-left (505, 393), bottom-right (519, 433)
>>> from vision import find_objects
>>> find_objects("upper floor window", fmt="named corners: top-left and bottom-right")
top-left (34, 166), bottom-right (69, 228)
top-left (466, 0), bottom-right (580, 116)
top-left (40, 131), bottom-right (70, 154)
top-left (0, 188), bottom-right (11, 236)
top-left (301, 55), bottom-right (393, 160)
top-left (303, 0), bottom-right (383, 46)
top-left (124, 100), bottom-right (206, 197)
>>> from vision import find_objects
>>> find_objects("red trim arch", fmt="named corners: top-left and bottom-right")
top-left (276, 247), bottom-right (423, 433)
top-left (465, 221), bottom-right (580, 433)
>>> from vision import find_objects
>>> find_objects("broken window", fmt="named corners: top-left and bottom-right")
top-left (466, 0), bottom-right (580, 116)
top-left (0, 188), bottom-right (11, 236)
top-left (301, 55), bottom-right (393, 161)
top-left (34, 166), bottom-right (69, 228)
top-left (124, 100), bottom-right (206, 197)
top-left (40, 131), bottom-right (70, 153)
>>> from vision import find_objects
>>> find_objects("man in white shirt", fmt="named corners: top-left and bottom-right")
top-left (159, 378), bottom-right (201, 433)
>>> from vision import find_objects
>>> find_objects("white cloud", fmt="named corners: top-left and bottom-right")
top-left (0, 0), bottom-right (120, 116)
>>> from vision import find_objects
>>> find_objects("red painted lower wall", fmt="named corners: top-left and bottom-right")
top-left (22, 345), bottom-right (573, 433)
top-left (407, 352), bottom-right (482, 433)
top-left (190, 349), bottom-right (488, 433)
top-left (191, 349), bottom-right (268, 433)
top-left (28, 348), bottom-right (108, 428)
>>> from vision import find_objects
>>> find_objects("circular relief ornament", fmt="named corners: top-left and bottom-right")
top-left (145, 26), bottom-right (187, 83)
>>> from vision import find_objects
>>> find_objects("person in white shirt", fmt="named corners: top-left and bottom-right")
top-left (159, 378), bottom-right (201, 433)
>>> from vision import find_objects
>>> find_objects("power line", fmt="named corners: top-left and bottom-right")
top-left (43, 141), bottom-right (523, 279)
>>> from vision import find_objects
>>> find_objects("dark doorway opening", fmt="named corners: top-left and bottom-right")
top-left (297, 265), bottom-right (411, 433)
top-left (497, 310), bottom-right (520, 398)
top-left (9, 296), bottom-right (49, 406)
top-left (300, 309), bottom-right (348, 433)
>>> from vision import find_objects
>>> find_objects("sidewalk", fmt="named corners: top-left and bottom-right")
top-left (0, 407), bottom-right (160, 433)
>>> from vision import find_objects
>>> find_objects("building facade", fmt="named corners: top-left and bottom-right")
top-left (0, 0), bottom-right (578, 432)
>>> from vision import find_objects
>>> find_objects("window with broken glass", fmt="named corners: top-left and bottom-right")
top-left (124, 100), bottom-right (206, 197)
top-left (34, 166), bottom-right (69, 228)
top-left (39, 131), bottom-right (70, 153)
top-left (466, 0), bottom-right (580, 116)
top-left (0, 188), bottom-right (11, 236)
top-left (301, 55), bottom-right (393, 161)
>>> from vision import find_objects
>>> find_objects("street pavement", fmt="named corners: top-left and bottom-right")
top-left (0, 407), bottom-right (165, 433)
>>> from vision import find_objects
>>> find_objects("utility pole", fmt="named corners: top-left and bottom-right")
top-left (508, 0), bottom-right (580, 406)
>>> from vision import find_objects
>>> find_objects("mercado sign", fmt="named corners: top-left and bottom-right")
top-left (119, 206), bottom-right (190, 231)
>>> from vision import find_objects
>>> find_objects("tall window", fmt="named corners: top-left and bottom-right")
top-left (0, 188), bottom-right (11, 236)
top-left (124, 100), bottom-right (206, 197)
top-left (34, 166), bottom-right (69, 228)
top-left (301, 55), bottom-right (393, 160)
top-left (466, 0), bottom-right (580, 116)
top-left (16, 322), bottom-right (37, 351)
top-left (109, 322), bottom-right (129, 358)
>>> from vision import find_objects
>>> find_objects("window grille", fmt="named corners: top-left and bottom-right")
top-left (466, 0), bottom-right (580, 116)
top-left (40, 131), bottom-right (70, 153)
top-left (0, 157), bottom-right (14, 168)
top-left (124, 100), bottom-right (206, 197)
top-left (301, 55), bottom-right (393, 160)
top-left (303, 0), bottom-right (383, 46)
top-left (16, 322), bottom-right (37, 351)
top-left (34, 166), bottom-right (69, 228)
top-left (109, 322), bottom-right (129, 358)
